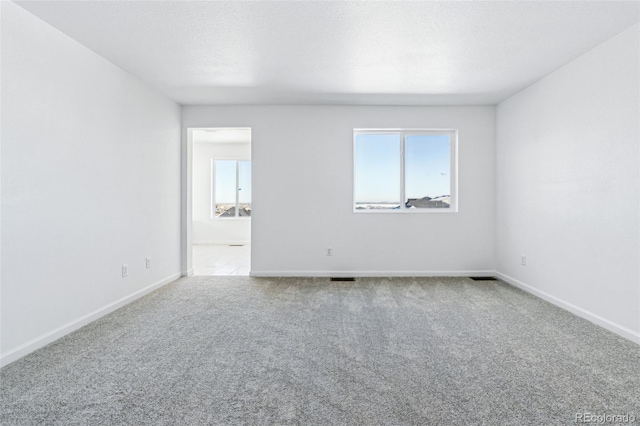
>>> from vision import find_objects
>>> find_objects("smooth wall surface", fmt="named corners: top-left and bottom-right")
top-left (192, 141), bottom-right (251, 244)
top-left (183, 105), bottom-right (496, 276)
top-left (496, 24), bottom-right (640, 340)
top-left (1, 2), bottom-right (182, 363)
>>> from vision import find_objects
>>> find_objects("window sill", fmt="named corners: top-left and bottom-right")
top-left (352, 209), bottom-right (458, 214)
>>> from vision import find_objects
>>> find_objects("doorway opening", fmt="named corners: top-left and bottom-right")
top-left (190, 128), bottom-right (251, 276)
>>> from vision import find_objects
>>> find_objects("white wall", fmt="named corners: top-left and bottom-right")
top-left (1, 2), bottom-right (182, 365)
top-left (496, 24), bottom-right (640, 343)
top-left (183, 105), bottom-right (496, 276)
top-left (192, 141), bottom-right (251, 244)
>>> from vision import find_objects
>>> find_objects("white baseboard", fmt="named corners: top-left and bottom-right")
top-left (250, 270), bottom-right (495, 278)
top-left (495, 272), bottom-right (640, 345)
top-left (0, 272), bottom-right (182, 368)
top-left (193, 241), bottom-right (250, 246)
top-left (181, 268), bottom-right (194, 277)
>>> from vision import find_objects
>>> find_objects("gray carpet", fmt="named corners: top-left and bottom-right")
top-left (1, 277), bottom-right (639, 425)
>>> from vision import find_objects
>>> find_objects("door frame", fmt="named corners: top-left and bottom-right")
top-left (181, 127), bottom-right (252, 276)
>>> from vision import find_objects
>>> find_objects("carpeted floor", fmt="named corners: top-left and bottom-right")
top-left (1, 276), bottom-right (639, 425)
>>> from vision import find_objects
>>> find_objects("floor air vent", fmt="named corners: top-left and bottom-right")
top-left (469, 276), bottom-right (497, 281)
top-left (330, 277), bottom-right (355, 282)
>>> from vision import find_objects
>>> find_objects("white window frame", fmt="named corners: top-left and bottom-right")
top-left (353, 128), bottom-right (458, 213)
top-left (211, 157), bottom-right (252, 220)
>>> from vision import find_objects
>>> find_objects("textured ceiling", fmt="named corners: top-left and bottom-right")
top-left (15, 1), bottom-right (640, 106)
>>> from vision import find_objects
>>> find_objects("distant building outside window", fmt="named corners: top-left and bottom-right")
top-left (353, 129), bottom-right (457, 212)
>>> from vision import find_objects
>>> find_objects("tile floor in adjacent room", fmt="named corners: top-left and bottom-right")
top-left (192, 244), bottom-right (251, 276)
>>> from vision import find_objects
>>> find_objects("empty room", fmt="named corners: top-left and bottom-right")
top-left (1, 1), bottom-right (639, 424)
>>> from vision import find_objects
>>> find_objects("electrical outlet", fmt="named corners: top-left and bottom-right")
top-left (326, 248), bottom-right (332, 256)
top-left (146, 257), bottom-right (151, 269)
top-left (122, 264), bottom-right (128, 277)
top-left (521, 255), bottom-right (527, 266)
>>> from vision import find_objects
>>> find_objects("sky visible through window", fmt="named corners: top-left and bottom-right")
top-left (215, 160), bottom-right (252, 203)
top-left (354, 134), bottom-right (401, 204)
top-left (354, 133), bottom-right (450, 204)
top-left (405, 134), bottom-right (450, 199)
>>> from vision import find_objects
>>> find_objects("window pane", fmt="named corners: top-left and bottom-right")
top-left (405, 134), bottom-right (451, 208)
top-left (354, 134), bottom-right (401, 210)
top-left (214, 160), bottom-right (236, 217)
top-left (238, 160), bottom-right (252, 217)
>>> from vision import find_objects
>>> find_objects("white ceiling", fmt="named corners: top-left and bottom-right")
top-left (15, 1), bottom-right (640, 106)
top-left (192, 128), bottom-right (251, 144)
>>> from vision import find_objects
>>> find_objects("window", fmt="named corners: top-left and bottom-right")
top-left (353, 129), bottom-right (457, 212)
top-left (213, 159), bottom-right (252, 218)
